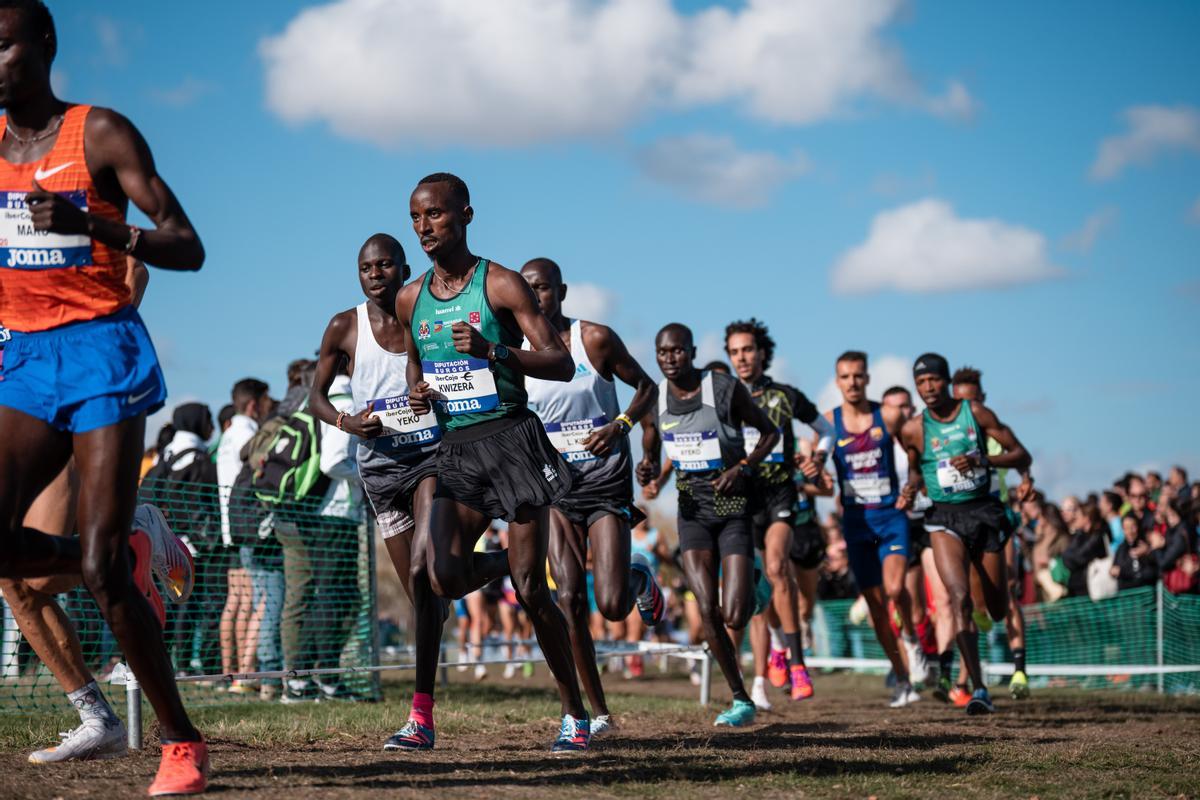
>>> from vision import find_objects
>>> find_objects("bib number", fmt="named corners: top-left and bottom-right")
top-left (367, 394), bottom-right (442, 452)
top-left (936, 450), bottom-right (988, 494)
top-left (0, 190), bottom-right (91, 270)
top-left (544, 416), bottom-right (608, 463)
top-left (664, 430), bottom-right (722, 472)
top-left (842, 473), bottom-right (892, 505)
top-left (422, 357), bottom-right (499, 415)
top-left (743, 425), bottom-right (784, 463)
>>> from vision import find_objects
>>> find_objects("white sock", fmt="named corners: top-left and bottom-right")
top-left (768, 625), bottom-right (785, 652)
top-left (68, 681), bottom-right (120, 729)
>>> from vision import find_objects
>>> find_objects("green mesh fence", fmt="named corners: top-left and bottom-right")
top-left (810, 586), bottom-right (1200, 694)
top-left (0, 480), bottom-right (379, 712)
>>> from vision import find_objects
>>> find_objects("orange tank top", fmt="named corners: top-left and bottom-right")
top-left (0, 104), bottom-right (129, 332)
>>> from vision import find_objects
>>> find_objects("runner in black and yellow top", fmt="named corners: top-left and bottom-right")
top-left (724, 319), bottom-right (833, 706)
top-left (952, 366), bottom-right (1031, 702)
top-left (638, 323), bottom-right (779, 728)
top-left (397, 173), bottom-right (589, 754)
top-left (898, 354), bottom-right (1034, 716)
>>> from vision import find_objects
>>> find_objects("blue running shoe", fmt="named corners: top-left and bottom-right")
top-left (631, 560), bottom-right (665, 626)
top-left (714, 699), bottom-right (756, 727)
top-left (965, 688), bottom-right (995, 716)
top-left (551, 714), bottom-right (590, 755)
top-left (383, 719), bottom-right (435, 751)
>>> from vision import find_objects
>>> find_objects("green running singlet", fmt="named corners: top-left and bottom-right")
top-left (920, 400), bottom-right (990, 504)
top-left (411, 259), bottom-right (526, 432)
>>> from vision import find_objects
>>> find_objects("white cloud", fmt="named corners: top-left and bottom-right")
top-left (830, 198), bottom-right (1064, 294)
top-left (815, 354), bottom-right (913, 413)
top-left (635, 134), bottom-right (809, 207)
top-left (260, 0), bottom-right (974, 148)
top-left (1061, 206), bottom-right (1118, 253)
top-left (561, 282), bottom-right (617, 324)
top-left (1090, 104), bottom-right (1200, 181)
top-left (94, 15), bottom-right (125, 67)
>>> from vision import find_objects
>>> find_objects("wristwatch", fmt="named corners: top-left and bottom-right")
top-left (488, 342), bottom-right (510, 364)
top-left (738, 459), bottom-right (754, 478)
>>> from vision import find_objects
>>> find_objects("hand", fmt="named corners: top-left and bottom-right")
top-left (1015, 475), bottom-right (1036, 503)
top-left (343, 408), bottom-right (384, 439)
top-left (451, 321), bottom-right (491, 359)
top-left (712, 465), bottom-right (743, 496)
top-left (636, 457), bottom-right (657, 487)
top-left (408, 381), bottom-right (434, 416)
top-left (641, 481), bottom-right (660, 500)
top-left (798, 455), bottom-right (821, 480)
top-left (1109, 565), bottom-right (1120, 578)
top-left (950, 453), bottom-right (977, 474)
top-left (27, 177), bottom-right (88, 235)
top-left (896, 483), bottom-right (917, 511)
top-left (1131, 540), bottom-right (1150, 558)
top-left (1148, 532), bottom-right (1166, 550)
top-left (581, 421), bottom-right (625, 458)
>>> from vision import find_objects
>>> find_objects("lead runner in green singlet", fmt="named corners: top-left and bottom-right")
top-left (395, 173), bottom-right (590, 755)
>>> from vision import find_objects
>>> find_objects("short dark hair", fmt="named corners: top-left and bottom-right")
top-left (656, 322), bottom-right (693, 349)
top-left (231, 378), bottom-right (270, 413)
top-left (217, 404), bottom-right (236, 429)
top-left (836, 350), bottom-right (868, 368)
top-left (703, 360), bottom-right (731, 375)
top-left (882, 385), bottom-right (911, 401)
top-left (417, 172), bottom-right (470, 207)
top-left (0, 0), bottom-right (55, 64)
top-left (287, 358), bottom-right (315, 389)
top-left (724, 318), bottom-right (775, 371)
top-left (952, 366), bottom-right (982, 387)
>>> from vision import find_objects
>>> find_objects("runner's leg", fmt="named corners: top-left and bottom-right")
top-left (682, 549), bottom-right (748, 702)
top-left (549, 508), bottom-right (609, 717)
top-left (930, 530), bottom-right (985, 692)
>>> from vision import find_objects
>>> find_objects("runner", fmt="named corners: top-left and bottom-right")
top-left (811, 351), bottom-right (924, 707)
top-left (897, 354), bottom-right (1034, 716)
top-left (724, 319), bottom-right (833, 705)
top-left (398, 173), bottom-right (589, 753)
top-left (952, 366), bottom-right (1031, 701)
top-left (791, 437), bottom-right (834, 658)
top-left (521, 257), bottom-right (665, 736)
top-left (0, 3), bottom-right (208, 793)
top-left (638, 323), bottom-right (779, 727)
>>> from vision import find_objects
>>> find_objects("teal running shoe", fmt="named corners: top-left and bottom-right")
top-left (551, 714), bottom-right (590, 755)
top-left (714, 699), bottom-right (756, 727)
top-left (383, 719), bottom-right (435, 751)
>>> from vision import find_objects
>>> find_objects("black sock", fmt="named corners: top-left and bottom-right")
top-left (939, 650), bottom-right (954, 679)
top-left (1013, 647), bottom-right (1026, 674)
top-left (785, 632), bottom-right (805, 668)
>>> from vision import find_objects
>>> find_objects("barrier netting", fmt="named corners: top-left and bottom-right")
top-left (0, 479), bottom-right (380, 711)
top-left (0, 480), bottom-right (1196, 712)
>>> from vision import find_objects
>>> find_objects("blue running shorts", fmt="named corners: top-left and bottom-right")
top-left (0, 305), bottom-right (166, 434)
top-left (842, 506), bottom-right (910, 590)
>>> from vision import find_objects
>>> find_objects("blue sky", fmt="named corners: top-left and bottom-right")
top-left (47, 0), bottom-right (1199, 498)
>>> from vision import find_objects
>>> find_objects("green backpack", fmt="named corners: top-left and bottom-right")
top-left (252, 396), bottom-right (349, 505)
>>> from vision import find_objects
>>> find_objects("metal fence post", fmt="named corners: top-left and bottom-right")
top-left (699, 652), bottom-right (712, 706)
top-left (365, 518), bottom-right (383, 702)
top-left (1156, 580), bottom-right (1164, 694)
top-left (126, 667), bottom-right (142, 751)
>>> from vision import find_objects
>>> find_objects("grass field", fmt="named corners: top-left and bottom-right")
top-left (2, 670), bottom-right (1198, 799)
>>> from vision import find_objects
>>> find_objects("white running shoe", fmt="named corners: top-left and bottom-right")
top-left (29, 718), bottom-right (127, 763)
top-left (503, 662), bottom-right (517, 679)
top-left (751, 676), bottom-right (773, 711)
top-left (133, 504), bottom-right (195, 604)
top-left (474, 664), bottom-right (488, 681)
top-left (903, 637), bottom-right (935, 686)
top-left (457, 651), bottom-right (469, 673)
top-left (591, 714), bottom-right (615, 738)
top-left (888, 680), bottom-right (921, 708)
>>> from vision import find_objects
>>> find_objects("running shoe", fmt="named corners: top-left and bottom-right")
top-left (888, 680), bottom-right (920, 708)
top-left (631, 560), bottom-right (665, 626)
top-left (971, 609), bottom-right (994, 633)
top-left (147, 737), bottom-right (209, 797)
top-left (903, 637), bottom-right (936, 686)
top-left (134, 504), bottom-right (195, 604)
top-left (789, 665), bottom-right (814, 701)
top-left (949, 686), bottom-right (972, 707)
top-left (591, 714), bottom-right (615, 738)
top-left (128, 529), bottom-right (166, 627)
top-left (503, 663), bottom-right (518, 679)
top-left (750, 676), bottom-right (773, 711)
top-left (551, 714), bottom-right (590, 755)
top-left (932, 675), bottom-right (953, 703)
top-left (28, 718), bottom-right (127, 763)
top-left (456, 651), bottom-right (469, 673)
top-left (714, 698), bottom-right (757, 727)
top-left (227, 680), bottom-right (257, 695)
top-left (522, 662), bottom-right (535, 679)
top-left (1009, 670), bottom-right (1030, 700)
top-left (281, 679), bottom-right (320, 704)
top-left (627, 654), bottom-right (644, 678)
top-left (474, 664), bottom-right (488, 681)
top-left (383, 719), bottom-right (435, 751)
top-left (767, 648), bottom-right (789, 688)
top-left (965, 687), bottom-right (995, 715)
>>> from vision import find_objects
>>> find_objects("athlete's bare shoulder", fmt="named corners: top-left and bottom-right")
top-left (578, 319), bottom-right (615, 347)
top-left (900, 414), bottom-right (924, 449)
top-left (969, 399), bottom-right (1000, 426)
top-left (324, 307), bottom-right (356, 347)
top-left (81, 107), bottom-right (145, 158)
top-left (395, 273), bottom-right (426, 320)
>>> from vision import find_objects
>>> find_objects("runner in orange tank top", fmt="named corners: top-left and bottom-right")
top-left (0, 2), bottom-right (209, 795)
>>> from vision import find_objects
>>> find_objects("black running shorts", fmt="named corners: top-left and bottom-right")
top-left (924, 496), bottom-right (1013, 559)
top-left (435, 410), bottom-right (573, 522)
top-left (751, 479), bottom-right (798, 548)
top-left (678, 513), bottom-right (753, 559)
top-left (789, 519), bottom-right (824, 569)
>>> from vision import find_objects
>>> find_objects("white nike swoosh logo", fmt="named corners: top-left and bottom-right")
top-left (127, 386), bottom-right (156, 405)
top-left (34, 162), bottom-right (73, 181)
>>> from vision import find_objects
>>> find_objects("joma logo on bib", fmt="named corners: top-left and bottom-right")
top-left (445, 398), bottom-right (484, 413)
top-left (7, 248), bottom-right (67, 267)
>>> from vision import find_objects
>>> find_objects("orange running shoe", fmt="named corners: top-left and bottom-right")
top-left (129, 530), bottom-right (166, 627)
top-left (767, 648), bottom-right (789, 688)
top-left (949, 686), bottom-right (971, 707)
top-left (148, 738), bottom-right (209, 797)
top-left (790, 665), bottom-right (814, 700)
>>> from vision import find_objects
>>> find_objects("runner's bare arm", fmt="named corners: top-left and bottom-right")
top-left (714, 382), bottom-right (777, 495)
top-left (896, 416), bottom-right (925, 510)
top-left (310, 310), bottom-right (382, 439)
top-left (125, 257), bottom-right (148, 307)
top-left (396, 282), bottom-right (432, 416)
top-left (972, 401), bottom-right (1034, 498)
top-left (450, 266), bottom-right (573, 381)
top-left (26, 108), bottom-right (203, 271)
top-left (580, 322), bottom-right (658, 457)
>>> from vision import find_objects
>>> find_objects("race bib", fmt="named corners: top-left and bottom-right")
top-left (544, 416), bottom-right (608, 463)
top-left (0, 190), bottom-right (91, 270)
top-left (367, 394), bottom-right (442, 452)
top-left (936, 450), bottom-right (988, 494)
top-left (664, 430), bottom-right (722, 472)
top-left (843, 473), bottom-right (892, 505)
top-left (422, 357), bottom-right (499, 416)
top-left (743, 425), bottom-right (784, 463)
